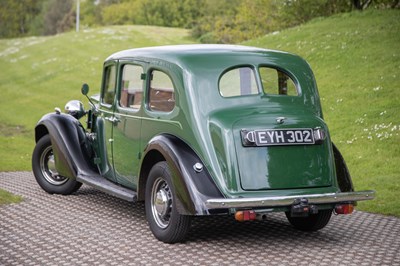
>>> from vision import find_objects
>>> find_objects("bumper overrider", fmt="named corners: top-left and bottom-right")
top-left (205, 190), bottom-right (375, 209)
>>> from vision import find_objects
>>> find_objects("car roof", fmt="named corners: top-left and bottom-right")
top-left (105, 44), bottom-right (297, 67)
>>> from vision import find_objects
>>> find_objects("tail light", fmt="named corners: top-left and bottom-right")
top-left (335, 204), bottom-right (354, 214)
top-left (235, 210), bottom-right (256, 221)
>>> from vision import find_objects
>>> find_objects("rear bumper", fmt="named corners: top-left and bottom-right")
top-left (205, 190), bottom-right (375, 209)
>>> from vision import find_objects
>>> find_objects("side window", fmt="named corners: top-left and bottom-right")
top-left (259, 67), bottom-right (298, 96)
top-left (219, 67), bottom-right (258, 97)
top-left (148, 70), bottom-right (175, 112)
top-left (120, 64), bottom-right (144, 109)
top-left (102, 65), bottom-right (116, 105)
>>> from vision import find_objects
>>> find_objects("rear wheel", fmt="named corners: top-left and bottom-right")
top-left (145, 161), bottom-right (191, 243)
top-left (32, 134), bottom-right (81, 194)
top-left (285, 209), bottom-right (332, 231)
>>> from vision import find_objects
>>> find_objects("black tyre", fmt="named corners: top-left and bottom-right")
top-left (32, 134), bottom-right (81, 195)
top-left (145, 161), bottom-right (192, 243)
top-left (285, 209), bottom-right (332, 231)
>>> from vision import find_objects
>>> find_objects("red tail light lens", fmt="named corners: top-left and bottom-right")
top-left (335, 204), bottom-right (354, 214)
top-left (235, 210), bottom-right (256, 221)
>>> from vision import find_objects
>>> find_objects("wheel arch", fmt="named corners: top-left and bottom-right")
top-left (332, 143), bottom-right (354, 192)
top-left (138, 149), bottom-right (165, 201)
top-left (34, 113), bottom-right (96, 180)
top-left (138, 134), bottom-right (224, 215)
top-left (34, 124), bottom-right (49, 143)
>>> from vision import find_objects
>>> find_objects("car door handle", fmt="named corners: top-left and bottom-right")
top-left (105, 117), bottom-right (120, 123)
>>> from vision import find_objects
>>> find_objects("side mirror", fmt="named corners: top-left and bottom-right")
top-left (81, 83), bottom-right (90, 96)
top-left (81, 83), bottom-right (98, 114)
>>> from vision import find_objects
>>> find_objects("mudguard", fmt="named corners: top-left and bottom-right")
top-left (34, 112), bottom-right (98, 180)
top-left (140, 134), bottom-right (225, 216)
top-left (333, 143), bottom-right (354, 192)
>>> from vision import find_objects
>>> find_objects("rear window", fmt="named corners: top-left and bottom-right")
top-left (219, 66), bottom-right (298, 97)
top-left (219, 67), bottom-right (258, 97)
top-left (259, 67), bottom-right (298, 96)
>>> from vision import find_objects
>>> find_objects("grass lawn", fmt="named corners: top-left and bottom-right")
top-left (0, 189), bottom-right (23, 204)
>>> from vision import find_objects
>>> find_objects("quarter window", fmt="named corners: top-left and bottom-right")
top-left (148, 70), bottom-right (175, 112)
top-left (219, 67), bottom-right (258, 97)
top-left (102, 65), bottom-right (116, 105)
top-left (259, 67), bottom-right (298, 96)
top-left (120, 65), bottom-right (144, 109)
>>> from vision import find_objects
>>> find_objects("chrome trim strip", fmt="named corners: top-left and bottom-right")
top-left (205, 190), bottom-right (375, 209)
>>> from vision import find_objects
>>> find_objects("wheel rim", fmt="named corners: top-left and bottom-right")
top-left (40, 146), bottom-right (68, 186)
top-left (150, 176), bottom-right (172, 229)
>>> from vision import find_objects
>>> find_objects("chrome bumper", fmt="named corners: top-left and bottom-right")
top-left (205, 190), bottom-right (375, 209)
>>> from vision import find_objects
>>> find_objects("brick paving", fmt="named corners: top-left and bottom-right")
top-left (0, 171), bottom-right (399, 265)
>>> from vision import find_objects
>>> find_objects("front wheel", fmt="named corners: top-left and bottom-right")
top-left (145, 161), bottom-right (191, 243)
top-left (285, 209), bottom-right (332, 231)
top-left (32, 134), bottom-right (81, 195)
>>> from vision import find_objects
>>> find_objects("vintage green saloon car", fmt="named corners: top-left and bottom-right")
top-left (32, 45), bottom-right (374, 243)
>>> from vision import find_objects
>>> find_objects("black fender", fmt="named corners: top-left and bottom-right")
top-left (332, 143), bottom-right (354, 192)
top-left (34, 112), bottom-right (97, 179)
top-left (139, 134), bottom-right (225, 215)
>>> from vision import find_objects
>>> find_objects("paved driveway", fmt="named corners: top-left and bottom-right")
top-left (0, 172), bottom-right (399, 265)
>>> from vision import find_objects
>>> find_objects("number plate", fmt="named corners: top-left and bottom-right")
top-left (241, 129), bottom-right (315, 147)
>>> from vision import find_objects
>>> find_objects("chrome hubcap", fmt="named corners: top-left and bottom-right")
top-left (151, 177), bottom-right (172, 228)
top-left (40, 146), bottom-right (67, 185)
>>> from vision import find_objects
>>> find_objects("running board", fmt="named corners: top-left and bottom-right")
top-left (77, 174), bottom-right (137, 202)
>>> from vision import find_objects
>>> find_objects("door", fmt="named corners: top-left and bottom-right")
top-left (98, 63), bottom-right (118, 182)
top-left (112, 63), bottom-right (145, 189)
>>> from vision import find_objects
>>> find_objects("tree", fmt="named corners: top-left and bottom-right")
top-left (1, 0), bottom-right (398, 39)
top-left (101, 1), bottom-right (139, 25)
top-left (229, 0), bottom-right (280, 42)
top-left (351, 0), bottom-right (400, 10)
top-left (0, 0), bottom-right (41, 38)
top-left (80, 0), bottom-right (104, 27)
top-left (41, 0), bottom-right (75, 35)
top-left (277, 0), bottom-right (350, 28)
top-left (190, 0), bottom-right (240, 43)
top-left (352, 0), bottom-right (373, 9)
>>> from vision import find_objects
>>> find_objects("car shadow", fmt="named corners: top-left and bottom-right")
top-left (74, 185), bottom-right (340, 244)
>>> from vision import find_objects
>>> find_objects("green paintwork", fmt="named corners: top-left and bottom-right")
top-left (89, 44), bottom-right (339, 200)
